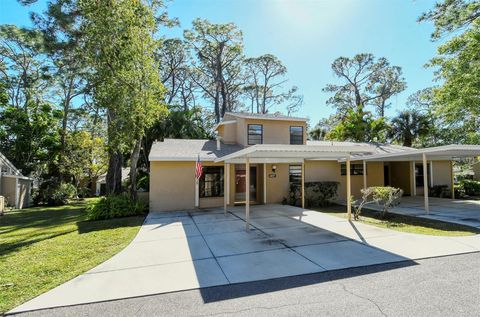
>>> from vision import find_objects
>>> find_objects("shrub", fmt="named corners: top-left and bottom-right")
top-left (305, 181), bottom-right (340, 207)
top-left (282, 181), bottom-right (339, 207)
top-left (461, 180), bottom-right (480, 196)
top-left (454, 180), bottom-right (480, 198)
top-left (33, 179), bottom-right (77, 206)
top-left (454, 184), bottom-right (466, 198)
top-left (85, 194), bottom-right (146, 221)
top-left (77, 187), bottom-right (91, 199)
top-left (355, 186), bottom-right (403, 220)
top-left (429, 185), bottom-right (450, 198)
top-left (283, 183), bottom-right (301, 206)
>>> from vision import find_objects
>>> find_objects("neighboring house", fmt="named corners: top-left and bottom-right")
top-left (95, 168), bottom-right (130, 196)
top-left (0, 152), bottom-right (32, 209)
top-left (473, 160), bottom-right (480, 181)
top-left (148, 112), bottom-right (480, 216)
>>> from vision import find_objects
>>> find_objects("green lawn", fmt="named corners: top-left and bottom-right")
top-left (314, 205), bottom-right (480, 237)
top-left (0, 199), bottom-right (145, 314)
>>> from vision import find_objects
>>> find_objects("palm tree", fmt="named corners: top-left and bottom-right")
top-left (389, 110), bottom-right (432, 147)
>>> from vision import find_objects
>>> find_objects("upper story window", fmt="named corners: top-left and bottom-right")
top-left (248, 124), bottom-right (263, 145)
top-left (290, 126), bottom-right (304, 144)
top-left (341, 163), bottom-right (365, 176)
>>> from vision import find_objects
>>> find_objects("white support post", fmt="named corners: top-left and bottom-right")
top-left (245, 157), bottom-right (250, 231)
top-left (429, 160), bottom-right (434, 187)
top-left (451, 160), bottom-right (455, 200)
top-left (301, 161), bottom-right (305, 209)
top-left (423, 153), bottom-right (429, 214)
top-left (362, 160), bottom-right (367, 190)
top-left (411, 161), bottom-right (416, 196)
top-left (263, 163), bottom-right (267, 204)
top-left (224, 163), bottom-right (229, 215)
top-left (194, 179), bottom-right (199, 208)
top-left (227, 164), bottom-right (231, 205)
top-left (346, 155), bottom-right (352, 220)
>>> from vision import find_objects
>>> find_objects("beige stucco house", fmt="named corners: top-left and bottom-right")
top-left (0, 152), bottom-right (32, 210)
top-left (149, 112), bottom-right (480, 227)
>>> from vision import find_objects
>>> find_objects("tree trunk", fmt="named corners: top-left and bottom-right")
top-left (220, 81), bottom-right (228, 116)
top-left (106, 108), bottom-right (123, 195)
top-left (106, 149), bottom-right (123, 195)
top-left (129, 136), bottom-right (142, 201)
top-left (214, 87), bottom-right (220, 123)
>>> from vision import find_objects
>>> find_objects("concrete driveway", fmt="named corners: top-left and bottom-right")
top-left (10, 204), bottom-right (480, 314)
top-left (367, 196), bottom-right (480, 228)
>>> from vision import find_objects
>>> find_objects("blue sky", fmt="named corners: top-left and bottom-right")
top-left (0, 0), bottom-right (442, 125)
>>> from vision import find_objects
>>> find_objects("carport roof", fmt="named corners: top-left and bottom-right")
top-left (215, 144), bottom-right (375, 163)
top-left (355, 144), bottom-right (480, 162)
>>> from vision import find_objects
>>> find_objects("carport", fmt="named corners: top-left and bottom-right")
top-left (358, 145), bottom-right (480, 214)
top-left (215, 144), bottom-right (373, 230)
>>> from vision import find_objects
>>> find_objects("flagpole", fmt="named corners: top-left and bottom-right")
top-left (195, 178), bottom-right (199, 208)
top-left (195, 153), bottom-right (200, 208)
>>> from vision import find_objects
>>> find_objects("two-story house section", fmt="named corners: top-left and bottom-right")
top-left (148, 112), bottom-right (479, 221)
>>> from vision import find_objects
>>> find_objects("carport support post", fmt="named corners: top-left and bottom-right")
top-left (362, 160), bottom-right (367, 190)
top-left (263, 163), bottom-right (267, 204)
top-left (346, 155), bottom-right (352, 220)
top-left (301, 161), bottom-right (305, 208)
top-left (245, 157), bottom-right (250, 231)
top-left (429, 161), bottom-right (434, 187)
top-left (423, 153), bottom-right (429, 214)
top-left (450, 160), bottom-right (455, 199)
top-left (411, 161), bottom-right (416, 196)
top-left (224, 163), bottom-right (230, 215)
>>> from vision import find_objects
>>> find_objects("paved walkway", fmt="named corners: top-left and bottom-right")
top-left (10, 205), bottom-right (480, 314)
top-left (366, 196), bottom-right (480, 228)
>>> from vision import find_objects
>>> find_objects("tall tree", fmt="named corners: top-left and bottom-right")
top-left (421, 0), bottom-right (480, 144)
top-left (0, 25), bottom-right (51, 110)
top-left (243, 54), bottom-right (303, 114)
top-left (0, 25), bottom-right (61, 176)
top-left (79, 0), bottom-right (167, 198)
top-left (419, 0), bottom-right (480, 39)
top-left (184, 19), bottom-right (244, 122)
top-left (323, 53), bottom-right (406, 118)
top-left (389, 110), bottom-right (432, 147)
top-left (158, 38), bottom-right (197, 109)
top-left (326, 104), bottom-right (389, 143)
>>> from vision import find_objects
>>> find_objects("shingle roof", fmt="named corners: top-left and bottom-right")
top-left (306, 141), bottom-right (413, 155)
top-left (149, 139), bottom-right (244, 161)
top-left (224, 112), bottom-right (307, 122)
top-left (149, 139), bottom-right (412, 161)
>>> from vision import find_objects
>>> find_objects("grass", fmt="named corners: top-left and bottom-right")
top-left (314, 205), bottom-right (480, 237)
top-left (0, 198), bottom-right (145, 314)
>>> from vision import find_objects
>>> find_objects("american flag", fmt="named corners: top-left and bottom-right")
top-left (195, 154), bottom-right (203, 180)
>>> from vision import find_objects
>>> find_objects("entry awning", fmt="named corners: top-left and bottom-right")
top-left (215, 144), bottom-right (374, 163)
top-left (353, 145), bottom-right (480, 162)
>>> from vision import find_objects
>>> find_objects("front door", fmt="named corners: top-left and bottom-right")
top-left (235, 165), bottom-right (257, 202)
